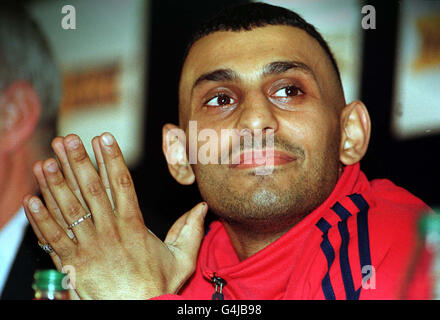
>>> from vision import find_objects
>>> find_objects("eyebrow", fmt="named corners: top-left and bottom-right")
top-left (192, 68), bottom-right (238, 89)
top-left (263, 60), bottom-right (315, 78)
top-left (191, 60), bottom-right (316, 92)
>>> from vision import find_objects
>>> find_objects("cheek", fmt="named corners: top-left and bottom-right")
top-left (281, 109), bottom-right (340, 160)
top-left (191, 119), bottom-right (241, 163)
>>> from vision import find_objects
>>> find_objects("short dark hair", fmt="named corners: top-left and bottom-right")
top-left (183, 2), bottom-right (341, 83)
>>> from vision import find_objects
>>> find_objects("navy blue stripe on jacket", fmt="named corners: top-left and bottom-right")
top-left (316, 217), bottom-right (336, 300)
top-left (316, 194), bottom-right (371, 300)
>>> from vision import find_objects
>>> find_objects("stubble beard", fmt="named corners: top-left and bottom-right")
top-left (194, 141), bottom-right (341, 235)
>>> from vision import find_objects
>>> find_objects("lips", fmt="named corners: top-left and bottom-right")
top-left (229, 150), bottom-right (297, 169)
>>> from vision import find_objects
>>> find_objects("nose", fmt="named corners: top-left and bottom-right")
top-left (236, 91), bottom-right (279, 134)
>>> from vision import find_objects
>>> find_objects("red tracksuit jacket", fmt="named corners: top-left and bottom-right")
top-left (154, 163), bottom-right (433, 300)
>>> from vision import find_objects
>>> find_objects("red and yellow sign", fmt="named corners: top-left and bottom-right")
top-left (60, 63), bottom-right (120, 113)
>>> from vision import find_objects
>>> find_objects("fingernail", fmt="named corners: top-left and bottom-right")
top-left (101, 133), bottom-right (114, 146)
top-left (29, 198), bottom-right (41, 213)
top-left (54, 141), bottom-right (65, 154)
top-left (46, 161), bottom-right (58, 173)
top-left (201, 203), bottom-right (208, 217)
top-left (66, 136), bottom-right (80, 150)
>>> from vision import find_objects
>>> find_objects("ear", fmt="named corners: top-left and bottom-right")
top-left (162, 123), bottom-right (195, 185)
top-left (339, 100), bottom-right (371, 165)
top-left (0, 81), bottom-right (41, 154)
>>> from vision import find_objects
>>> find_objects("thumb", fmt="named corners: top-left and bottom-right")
top-left (169, 202), bottom-right (207, 259)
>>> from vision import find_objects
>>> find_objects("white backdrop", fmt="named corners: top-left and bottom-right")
top-left (257, 0), bottom-right (364, 105)
top-left (392, 0), bottom-right (440, 140)
top-left (28, 0), bottom-right (149, 166)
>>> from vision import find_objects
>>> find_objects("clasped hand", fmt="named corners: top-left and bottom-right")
top-left (24, 133), bottom-right (207, 299)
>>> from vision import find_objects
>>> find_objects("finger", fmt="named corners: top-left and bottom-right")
top-left (32, 161), bottom-right (76, 240)
top-left (41, 158), bottom-right (95, 242)
top-left (91, 136), bottom-right (115, 211)
top-left (98, 132), bottom-right (142, 223)
top-left (23, 195), bottom-right (64, 270)
top-left (63, 134), bottom-right (117, 235)
top-left (164, 214), bottom-right (188, 245)
top-left (24, 195), bottom-right (75, 261)
top-left (166, 202), bottom-right (207, 257)
top-left (165, 206), bottom-right (194, 245)
top-left (52, 137), bottom-right (90, 212)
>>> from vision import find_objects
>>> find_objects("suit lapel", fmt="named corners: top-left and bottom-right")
top-left (1, 225), bottom-right (54, 300)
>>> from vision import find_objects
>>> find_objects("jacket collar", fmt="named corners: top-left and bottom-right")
top-left (199, 163), bottom-right (369, 278)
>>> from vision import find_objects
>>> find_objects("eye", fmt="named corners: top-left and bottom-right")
top-left (272, 85), bottom-right (303, 100)
top-left (205, 93), bottom-right (236, 107)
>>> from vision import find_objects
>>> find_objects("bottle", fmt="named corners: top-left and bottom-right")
top-left (32, 269), bottom-right (70, 300)
top-left (399, 211), bottom-right (440, 299)
top-left (418, 212), bottom-right (440, 299)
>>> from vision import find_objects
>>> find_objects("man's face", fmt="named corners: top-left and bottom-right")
top-left (178, 25), bottom-right (345, 233)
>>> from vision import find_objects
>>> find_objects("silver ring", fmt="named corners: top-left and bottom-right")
top-left (68, 212), bottom-right (92, 230)
top-left (38, 241), bottom-right (54, 254)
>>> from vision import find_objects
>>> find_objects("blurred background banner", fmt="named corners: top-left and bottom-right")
top-left (27, 0), bottom-right (148, 167)
top-left (392, 0), bottom-right (440, 139)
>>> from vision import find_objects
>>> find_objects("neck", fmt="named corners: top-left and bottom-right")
top-left (222, 163), bottom-right (345, 261)
top-left (0, 147), bottom-right (36, 229)
top-left (221, 219), bottom-right (296, 261)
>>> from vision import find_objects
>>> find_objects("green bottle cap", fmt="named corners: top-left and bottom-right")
top-left (419, 212), bottom-right (440, 234)
top-left (33, 269), bottom-right (67, 292)
top-left (418, 211), bottom-right (440, 248)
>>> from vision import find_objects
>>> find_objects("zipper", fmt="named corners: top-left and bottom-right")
top-left (211, 273), bottom-right (227, 300)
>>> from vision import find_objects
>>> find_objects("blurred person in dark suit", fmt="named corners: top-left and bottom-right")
top-left (0, 4), bottom-right (61, 299)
